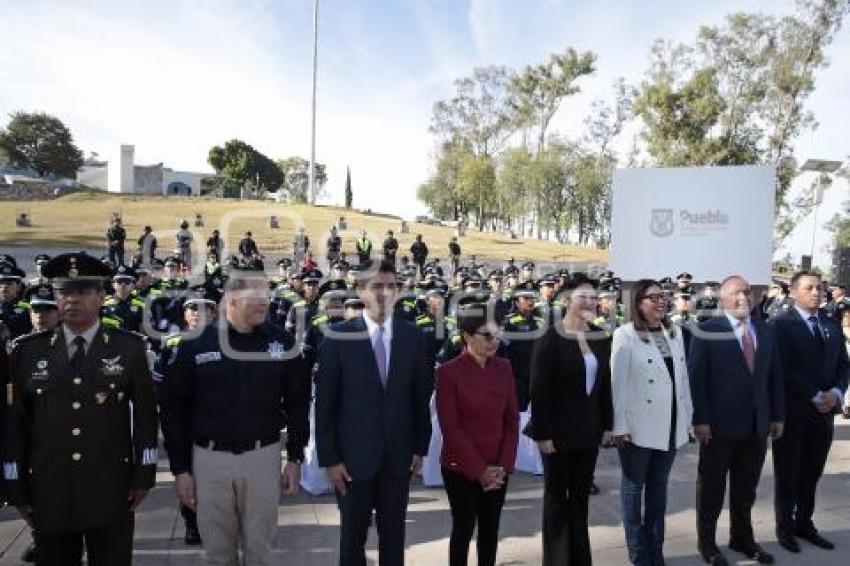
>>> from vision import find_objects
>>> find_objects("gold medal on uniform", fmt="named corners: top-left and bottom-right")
top-left (95, 392), bottom-right (108, 405)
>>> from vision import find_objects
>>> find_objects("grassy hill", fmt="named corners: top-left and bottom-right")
top-left (0, 193), bottom-right (606, 264)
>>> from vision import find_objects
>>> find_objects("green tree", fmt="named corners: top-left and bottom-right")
top-left (633, 0), bottom-right (849, 243)
top-left (344, 165), bottom-right (353, 208)
top-left (276, 156), bottom-right (327, 203)
top-left (0, 111), bottom-right (84, 178)
top-left (509, 48), bottom-right (597, 153)
top-left (431, 66), bottom-right (517, 157)
top-left (207, 139), bottom-right (283, 196)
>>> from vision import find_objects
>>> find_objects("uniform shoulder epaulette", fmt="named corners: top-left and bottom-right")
top-left (415, 315), bottom-right (432, 325)
top-left (311, 314), bottom-right (329, 327)
top-left (292, 300), bottom-right (306, 308)
top-left (9, 329), bottom-right (51, 349)
top-left (130, 297), bottom-right (146, 307)
top-left (451, 334), bottom-right (462, 345)
top-left (14, 300), bottom-right (30, 310)
top-left (509, 314), bottom-right (524, 324)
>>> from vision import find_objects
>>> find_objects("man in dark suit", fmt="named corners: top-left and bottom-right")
top-left (688, 275), bottom-right (785, 565)
top-left (771, 270), bottom-right (849, 553)
top-left (315, 260), bottom-right (432, 566)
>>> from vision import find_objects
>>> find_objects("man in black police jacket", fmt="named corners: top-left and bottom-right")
top-left (165, 266), bottom-right (309, 564)
top-left (771, 270), bottom-right (849, 554)
top-left (4, 252), bottom-right (159, 565)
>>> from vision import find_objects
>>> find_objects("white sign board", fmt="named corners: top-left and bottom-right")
top-left (610, 166), bottom-right (775, 284)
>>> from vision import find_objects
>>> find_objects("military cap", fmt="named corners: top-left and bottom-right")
top-left (598, 283), bottom-right (618, 298)
top-left (537, 276), bottom-right (557, 288)
top-left (421, 280), bottom-right (448, 297)
top-left (456, 291), bottom-right (490, 307)
top-left (319, 278), bottom-right (348, 297)
top-left (112, 265), bottom-right (137, 281)
top-left (25, 283), bottom-right (57, 308)
top-left (34, 254), bottom-right (51, 264)
top-left (513, 280), bottom-right (537, 298)
top-left (344, 294), bottom-right (365, 309)
top-left (0, 262), bottom-right (25, 281)
top-left (183, 285), bottom-right (219, 309)
top-left (487, 270), bottom-right (503, 280)
top-left (462, 275), bottom-right (483, 288)
top-left (0, 254), bottom-right (17, 267)
top-left (676, 272), bottom-right (693, 282)
top-left (42, 252), bottom-right (113, 290)
top-left (303, 269), bottom-right (323, 283)
top-left (277, 257), bottom-right (293, 268)
top-left (599, 269), bottom-right (615, 280)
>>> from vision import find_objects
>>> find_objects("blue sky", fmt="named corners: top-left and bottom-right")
top-left (1, 0), bottom-right (847, 267)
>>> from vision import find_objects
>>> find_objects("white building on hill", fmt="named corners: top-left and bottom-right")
top-left (77, 144), bottom-right (214, 196)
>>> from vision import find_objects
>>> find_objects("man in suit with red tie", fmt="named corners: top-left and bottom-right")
top-left (771, 270), bottom-right (849, 554)
top-left (315, 260), bottom-right (432, 566)
top-left (688, 275), bottom-right (785, 565)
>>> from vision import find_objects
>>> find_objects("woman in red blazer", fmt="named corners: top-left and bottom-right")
top-left (436, 306), bottom-right (519, 566)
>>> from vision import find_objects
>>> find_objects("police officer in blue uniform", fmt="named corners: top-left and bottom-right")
top-left (0, 262), bottom-right (31, 339)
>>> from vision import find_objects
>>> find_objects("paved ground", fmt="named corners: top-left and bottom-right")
top-left (0, 419), bottom-right (847, 565)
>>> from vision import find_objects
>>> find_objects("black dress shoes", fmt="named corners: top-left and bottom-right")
top-left (776, 532), bottom-right (800, 553)
top-left (184, 524), bottom-right (202, 546)
top-left (699, 544), bottom-right (730, 565)
top-left (729, 541), bottom-right (774, 564)
top-left (794, 526), bottom-right (834, 550)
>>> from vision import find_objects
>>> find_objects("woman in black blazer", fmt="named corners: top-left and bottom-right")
top-left (526, 273), bottom-right (613, 566)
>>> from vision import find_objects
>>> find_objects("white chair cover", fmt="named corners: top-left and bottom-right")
top-left (300, 390), bottom-right (334, 496)
top-left (421, 393), bottom-right (444, 487)
top-left (514, 410), bottom-right (544, 475)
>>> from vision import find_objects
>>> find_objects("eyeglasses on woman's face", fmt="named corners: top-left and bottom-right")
top-left (641, 293), bottom-right (667, 304)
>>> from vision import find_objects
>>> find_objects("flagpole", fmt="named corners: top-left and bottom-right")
top-left (308, 0), bottom-right (319, 205)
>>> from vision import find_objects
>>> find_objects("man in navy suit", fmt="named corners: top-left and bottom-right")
top-left (689, 275), bottom-right (785, 565)
top-left (771, 270), bottom-right (849, 553)
top-left (315, 260), bottom-right (432, 566)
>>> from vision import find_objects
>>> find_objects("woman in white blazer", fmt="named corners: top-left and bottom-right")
top-left (610, 279), bottom-right (693, 566)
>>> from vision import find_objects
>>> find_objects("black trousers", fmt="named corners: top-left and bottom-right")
top-left (696, 435), bottom-right (767, 549)
top-left (180, 504), bottom-right (198, 529)
top-left (772, 413), bottom-right (834, 534)
top-left (442, 468), bottom-right (508, 566)
top-left (542, 448), bottom-right (598, 566)
top-left (336, 463), bottom-right (410, 566)
top-left (37, 512), bottom-right (134, 566)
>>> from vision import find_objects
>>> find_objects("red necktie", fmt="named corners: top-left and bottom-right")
top-left (741, 324), bottom-right (755, 373)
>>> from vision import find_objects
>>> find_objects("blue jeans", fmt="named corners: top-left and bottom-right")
top-left (618, 443), bottom-right (677, 566)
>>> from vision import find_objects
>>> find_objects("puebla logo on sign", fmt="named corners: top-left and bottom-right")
top-left (649, 209), bottom-right (675, 237)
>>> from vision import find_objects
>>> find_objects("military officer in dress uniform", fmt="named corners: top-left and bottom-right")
top-left (102, 266), bottom-right (146, 333)
top-left (3, 252), bottom-right (159, 566)
top-left (502, 281), bottom-right (545, 411)
top-left (0, 262), bottom-right (32, 339)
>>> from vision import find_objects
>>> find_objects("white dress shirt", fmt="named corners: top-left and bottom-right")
top-left (724, 312), bottom-right (757, 350)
